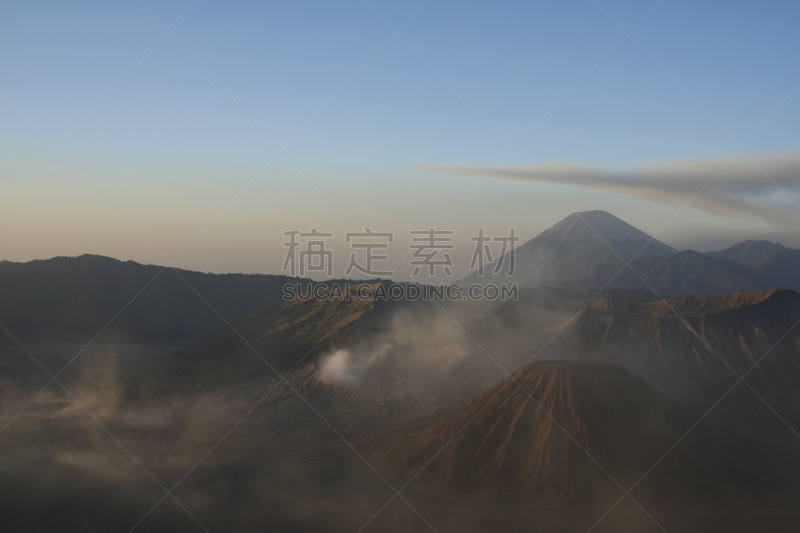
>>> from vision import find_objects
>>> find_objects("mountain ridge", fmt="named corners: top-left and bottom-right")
top-left (459, 211), bottom-right (800, 294)
top-left (0, 254), bottom-right (298, 347)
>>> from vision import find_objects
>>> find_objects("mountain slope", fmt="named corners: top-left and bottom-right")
top-left (460, 210), bottom-right (676, 288)
top-left (589, 249), bottom-right (774, 296)
top-left (707, 240), bottom-right (792, 267)
top-left (154, 282), bottom-right (800, 441)
top-left (368, 361), bottom-right (788, 502)
top-left (154, 284), bottom-right (379, 391)
top-left (707, 240), bottom-right (800, 290)
top-left (551, 289), bottom-right (800, 437)
top-left (0, 255), bottom-right (297, 347)
top-left (133, 285), bottom-right (509, 445)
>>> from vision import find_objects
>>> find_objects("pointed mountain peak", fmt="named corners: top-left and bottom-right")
top-left (459, 210), bottom-right (677, 287)
top-left (542, 210), bottom-right (666, 246)
top-left (520, 211), bottom-right (677, 263)
top-left (563, 209), bottom-right (626, 224)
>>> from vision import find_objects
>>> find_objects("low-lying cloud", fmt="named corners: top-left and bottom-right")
top-left (318, 341), bottom-right (393, 383)
top-left (424, 152), bottom-right (800, 225)
top-left (317, 306), bottom-right (470, 384)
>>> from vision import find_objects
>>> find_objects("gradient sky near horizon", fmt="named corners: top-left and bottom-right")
top-left (1, 0), bottom-right (799, 281)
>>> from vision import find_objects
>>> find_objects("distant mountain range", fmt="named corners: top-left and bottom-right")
top-left (460, 210), bottom-right (800, 295)
top-left (2, 211), bottom-right (798, 347)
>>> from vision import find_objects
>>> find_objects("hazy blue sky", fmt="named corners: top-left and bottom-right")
top-left (1, 0), bottom-right (799, 279)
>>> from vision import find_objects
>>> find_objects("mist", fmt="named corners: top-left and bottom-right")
top-left (2, 286), bottom-right (800, 532)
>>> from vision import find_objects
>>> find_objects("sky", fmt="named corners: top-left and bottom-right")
top-left (1, 0), bottom-right (799, 281)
